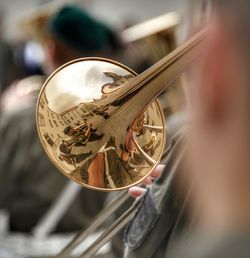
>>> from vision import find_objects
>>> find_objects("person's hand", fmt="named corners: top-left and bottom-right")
top-left (129, 164), bottom-right (165, 198)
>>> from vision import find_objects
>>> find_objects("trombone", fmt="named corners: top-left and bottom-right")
top-left (36, 29), bottom-right (206, 257)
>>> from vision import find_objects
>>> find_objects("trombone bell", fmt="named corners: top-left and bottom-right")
top-left (36, 58), bottom-right (166, 191)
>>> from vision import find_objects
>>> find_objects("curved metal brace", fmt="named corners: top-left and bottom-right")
top-left (132, 132), bottom-right (157, 166)
top-left (143, 124), bottom-right (164, 132)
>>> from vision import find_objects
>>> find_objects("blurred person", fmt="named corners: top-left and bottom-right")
top-left (1, 5), bottom-right (122, 113)
top-left (122, 2), bottom-right (206, 258)
top-left (125, 0), bottom-right (250, 258)
top-left (168, 0), bottom-right (250, 257)
top-left (43, 5), bottom-right (121, 74)
top-left (0, 5), bottom-right (123, 258)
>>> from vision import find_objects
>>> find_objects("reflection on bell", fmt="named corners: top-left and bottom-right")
top-left (36, 58), bottom-right (165, 191)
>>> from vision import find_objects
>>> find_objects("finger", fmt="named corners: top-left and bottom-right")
top-left (142, 164), bottom-right (165, 185)
top-left (142, 176), bottom-right (152, 185)
top-left (129, 186), bottom-right (147, 198)
top-left (150, 164), bottom-right (165, 178)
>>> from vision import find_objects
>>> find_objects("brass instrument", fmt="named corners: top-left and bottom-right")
top-left (36, 30), bottom-right (205, 192)
top-left (35, 29), bottom-right (206, 257)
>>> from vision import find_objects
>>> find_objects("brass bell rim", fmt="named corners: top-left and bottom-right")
top-left (36, 57), bottom-right (166, 192)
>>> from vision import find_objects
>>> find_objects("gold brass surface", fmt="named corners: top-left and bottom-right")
top-left (36, 58), bottom-right (165, 191)
top-left (36, 29), bottom-right (206, 192)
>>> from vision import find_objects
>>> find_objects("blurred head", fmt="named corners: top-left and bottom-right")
top-left (186, 0), bottom-right (250, 230)
top-left (44, 5), bottom-right (121, 72)
top-left (64, 125), bottom-right (74, 136)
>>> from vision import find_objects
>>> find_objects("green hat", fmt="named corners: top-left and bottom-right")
top-left (49, 5), bottom-right (119, 53)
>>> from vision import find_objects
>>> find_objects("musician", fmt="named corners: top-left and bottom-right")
top-left (0, 5), bottom-right (121, 257)
top-left (125, 0), bottom-right (250, 257)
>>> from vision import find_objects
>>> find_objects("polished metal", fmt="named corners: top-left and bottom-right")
top-left (36, 58), bottom-right (165, 191)
top-left (36, 29), bottom-right (205, 192)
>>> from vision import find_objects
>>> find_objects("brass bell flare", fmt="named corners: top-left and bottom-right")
top-left (36, 58), bottom-right (165, 191)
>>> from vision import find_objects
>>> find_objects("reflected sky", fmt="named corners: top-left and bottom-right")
top-left (45, 60), bottom-right (130, 114)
